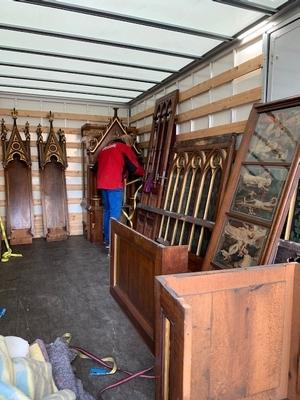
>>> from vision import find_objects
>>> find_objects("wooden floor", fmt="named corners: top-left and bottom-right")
top-left (0, 236), bottom-right (155, 400)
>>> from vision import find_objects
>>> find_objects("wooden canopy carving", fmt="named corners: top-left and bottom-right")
top-left (37, 111), bottom-right (67, 169)
top-left (37, 112), bottom-right (69, 241)
top-left (1, 109), bottom-right (31, 167)
top-left (1, 109), bottom-right (34, 244)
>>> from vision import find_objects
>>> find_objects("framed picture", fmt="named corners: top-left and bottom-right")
top-left (231, 165), bottom-right (289, 221)
top-left (213, 218), bottom-right (269, 268)
top-left (203, 96), bottom-right (300, 270)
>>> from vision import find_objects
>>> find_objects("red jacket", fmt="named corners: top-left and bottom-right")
top-left (96, 141), bottom-right (144, 189)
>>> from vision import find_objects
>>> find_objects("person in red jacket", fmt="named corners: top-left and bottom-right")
top-left (96, 135), bottom-right (144, 247)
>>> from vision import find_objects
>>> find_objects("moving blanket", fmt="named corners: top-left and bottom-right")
top-left (0, 336), bottom-right (75, 400)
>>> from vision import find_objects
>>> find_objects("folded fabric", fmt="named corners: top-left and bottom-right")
top-left (46, 337), bottom-right (95, 400)
top-left (0, 336), bottom-right (75, 400)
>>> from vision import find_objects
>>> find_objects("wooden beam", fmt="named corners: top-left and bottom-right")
top-left (129, 106), bottom-right (154, 124)
top-left (177, 87), bottom-right (261, 124)
top-left (176, 120), bottom-right (247, 141)
top-left (179, 55), bottom-right (263, 102)
top-left (0, 108), bottom-right (127, 123)
top-left (136, 124), bottom-right (152, 135)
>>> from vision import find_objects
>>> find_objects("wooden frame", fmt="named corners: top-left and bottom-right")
top-left (203, 96), bottom-right (300, 270)
top-left (37, 112), bottom-right (69, 241)
top-left (155, 262), bottom-right (300, 400)
top-left (110, 219), bottom-right (188, 351)
top-left (135, 90), bottom-right (179, 239)
top-left (1, 110), bottom-right (34, 244)
top-left (156, 135), bottom-right (235, 270)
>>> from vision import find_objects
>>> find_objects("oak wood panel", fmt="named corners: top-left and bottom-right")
top-left (155, 263), bottom-right (300, 400)
top-left (177, 87), bottom-right (261, 124)
top-left (179, 55), bottom-right (263, 102)
top-left (136, 124), bottom-right (152, 135)
top-left (110, 219), bottom-right (188, 351)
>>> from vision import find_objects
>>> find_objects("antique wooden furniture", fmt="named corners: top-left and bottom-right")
top-left (37, 113), bottom-right (69, 241)
top-left (135, 90), bottom-right (179, 239)
top-left (152, 135), bottom-right (235, 270)
top-left (81, 109), bottom-right (136, 243)
top-left (155, 262), bottom-right (300, 400)
top-left (203, 96), bottom-right (300, 270)
top-left (110, 218), bottom-right (188, 351)
top-left (1, 110), bottom-right (34, 244)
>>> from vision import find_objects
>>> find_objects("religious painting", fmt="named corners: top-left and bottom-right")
top-left (231, 165), bottom-right (289, 221)
top-left (202, 96), bottom-right (300, 271)
top-left (246, 106), bottom-right (300, 163)
top-left (213, 218), bottom-right (269, 269)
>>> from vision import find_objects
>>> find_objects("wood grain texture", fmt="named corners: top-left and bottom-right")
top-left (155, 263), bottom-right (300, 400)
top-left (110, 219), bottom-right (188, 351)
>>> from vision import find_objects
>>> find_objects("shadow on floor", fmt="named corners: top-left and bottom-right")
top-left (0, 236), bottom-right (155, 400)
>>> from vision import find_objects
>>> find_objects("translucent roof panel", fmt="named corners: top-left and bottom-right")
top-left (0, 0), bottom-right (293, 104)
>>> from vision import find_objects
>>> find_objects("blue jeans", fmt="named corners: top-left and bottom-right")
top-left (101, 189), bottom-right (124, 244)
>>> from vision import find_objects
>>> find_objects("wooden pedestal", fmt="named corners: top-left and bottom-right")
top-left (110, 219), bottom-right (188, 351)
top-left (155, 263), bottom-right (300, 400)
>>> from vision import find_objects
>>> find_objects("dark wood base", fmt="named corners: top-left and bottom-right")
top-left (10, 229), bottom-right (33, 245)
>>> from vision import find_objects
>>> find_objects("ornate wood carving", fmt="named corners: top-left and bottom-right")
top-left (110, 219), bottom-right (188, 351)
top-left (155, 262), bottom-right (300, 400)
top-left (81, 108), bottom-right (138, 243)
top-left (37, 112), bottom-right (69, 241)
top-left (142, 135), bottom-right (235, 270)
top-left (203, 96), bottom-right (300, 270)
top-left (1, 109), bottom-right (34, 244)
top-left (135, 90), bottom-right (179, 238)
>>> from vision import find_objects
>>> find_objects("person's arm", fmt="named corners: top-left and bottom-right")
top-left (121, 144), bottom-right (144, 176)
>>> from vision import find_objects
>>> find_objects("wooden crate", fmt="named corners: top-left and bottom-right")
top-left (110, 219), bottom-right (188, 351)
top-left (155, 263), bottom-right (300, 400)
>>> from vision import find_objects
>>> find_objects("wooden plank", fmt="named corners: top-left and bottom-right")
top-left (177, 87), bottom-right (262, 124)
top-left (4, 125), bottom-right (82, 135)
top-left (129, 106), bottom-right (155, 124)
top-left (0, 108), bottom-right (127, 123)
top-left (136, 124), bottom-right (152, 135)
top-left (176, 120), bottom-right (247, 141)
top-left (179, 55), bottom-right (263, 102)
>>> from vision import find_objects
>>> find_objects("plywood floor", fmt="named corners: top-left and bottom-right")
top-left (0, 236), bottom-right (154, 400)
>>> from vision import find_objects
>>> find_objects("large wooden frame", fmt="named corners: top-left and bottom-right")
top-left (110, 219), bottom-right (188, 351)
top-left (37, 112), bottom-right (69, 241)
top-left (135, 90), bottom-right (179, 238)
top-left (203, 96), bottom-right (300, 270)
top-left (155, 262), bottom-right (300, 400)
top-left (1, 110), bottom-right (34, 244)
top-left (147, 135), bottom-right (235, 270)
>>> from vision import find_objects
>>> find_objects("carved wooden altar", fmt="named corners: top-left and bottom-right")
top-left (37, 112), bottom-right (69, 241)
top-left (135, 90), bottom-right (179, 238)
top-left (81, 108), bottom-right (137, 243)
top-left (1, 110), bottom-right (34, 244)
top-left (155, 262), bottom-right (300, 400)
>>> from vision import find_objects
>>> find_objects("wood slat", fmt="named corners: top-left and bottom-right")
top-left (136, 124), bottom-right (152, 135)
top-left (4, 124), bottom-right (82, 135)
top-left (177, 87), bottom-right (261, 124)
top-left (0, 108), bottom-right (127, 123)
top-left (179, 55), bottom-right (263, 103)
top-left (130, 107), bottom-right (155, 124)
top-left (176, 120), bottom-right (247, 141)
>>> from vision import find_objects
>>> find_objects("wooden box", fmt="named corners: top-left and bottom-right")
top-left (110, 219), bottom-right (189, 351)
top-left (155, 263), bottom-right (300, 400)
